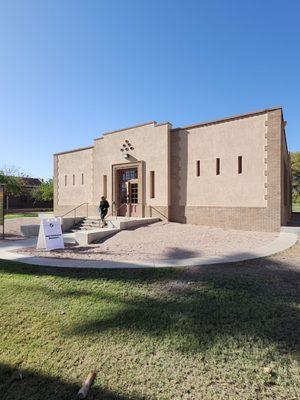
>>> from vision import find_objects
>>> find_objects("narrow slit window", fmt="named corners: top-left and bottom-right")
top-left (216, 158), bottom-right (220, 175)
top-left (103, 175), bottom-right (107, 198)
top-left (238, 156), bottom-right (242, 174)
top-left (196, 160), bottom-right (200, 176)
top-left (65, 175), bottom-right (67, 186)
top-left (73, 174), bottom-right (75, 185)
top-left (81, 173), bottom-right (84, 184)
top-left (150, 171), bottom-right (155, 199)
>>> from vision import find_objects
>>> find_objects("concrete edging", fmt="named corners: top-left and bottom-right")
top-left (0, 231), bottom-right (297, 269)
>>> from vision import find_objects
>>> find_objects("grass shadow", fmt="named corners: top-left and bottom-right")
top-left (0, 363), bottom-right (147, 400)
top-left (0, 253), bottom-right (299, 356)
top-left (66, 258), bottom-right (300, 354)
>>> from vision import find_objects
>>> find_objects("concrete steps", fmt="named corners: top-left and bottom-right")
top-left (70, 218), bottom-right (101, 231)
top-left (70, 215), bottom-right (160, 233)
top-left (75, 227), bottom-right (120, 245)
top-left (69, 217), bottom-right (160, 245)
top-left (70, 218), bottom-right (118, 232)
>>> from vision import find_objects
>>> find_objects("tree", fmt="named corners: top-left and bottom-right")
top-left (291, 152), bottom-right (300, 203)
top-left (0, 165), bottom-right (28, 196)
top-left (32, 179), bottom-right (53, 202)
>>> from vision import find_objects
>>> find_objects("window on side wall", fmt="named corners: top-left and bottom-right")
top-left (238, 156), bottom-right (242, 174)
top-left (150, 171), bottom-right (155, 199)
top-left (73, 174), bottom-right (75, 185)
top-left (64, 175), bottom-right (67, 186)
top-left (196, 160), bottom-right (200, 176)
top-left (103, 175), bottom-right (107, 198)
top-left (81, 173), bottom-right (84, 185)
top-left (216, 158), bottom-right (220, 175)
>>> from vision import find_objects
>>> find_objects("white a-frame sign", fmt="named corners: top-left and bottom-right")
top-left (37, 218), bottom-right (64, 251)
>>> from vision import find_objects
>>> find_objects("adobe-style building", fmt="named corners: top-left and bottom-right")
top-left (53, 107), bottom-right (292, 232)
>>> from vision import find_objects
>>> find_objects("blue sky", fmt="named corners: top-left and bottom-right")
top-left (0, 0), bottom-right (299, 179)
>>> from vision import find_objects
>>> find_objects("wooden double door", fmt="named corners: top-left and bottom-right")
top-left (118, 168), bottom-right (139, 217)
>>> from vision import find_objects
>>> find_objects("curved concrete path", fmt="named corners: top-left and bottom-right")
top-left (0, 230), bottom-right (298, 269)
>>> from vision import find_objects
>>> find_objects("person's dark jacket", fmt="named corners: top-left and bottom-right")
top-left (99, 200), bottom-right (110, 212)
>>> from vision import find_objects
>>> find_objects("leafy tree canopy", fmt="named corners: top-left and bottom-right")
top-left (0, 166), bottom-right (28, 196)
top-left (32, 179), bottom-right (53, 202)
top-left (291, 152), bottom-right (300, 202)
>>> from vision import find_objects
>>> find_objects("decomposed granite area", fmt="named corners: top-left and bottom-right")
top-left (17, 222), bottom-right (279, 263)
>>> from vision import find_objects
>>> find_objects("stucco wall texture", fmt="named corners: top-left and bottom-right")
top-left (53, 107), bottom-right (292, 232)
top-left (93, 122), bottom-right (170, 209)
top-left (57, 148), bottom-right (93, 206)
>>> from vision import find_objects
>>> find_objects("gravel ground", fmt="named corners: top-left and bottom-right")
top-left (0, 217), bottom-right (40, 240)
top-left (18, 221), bottom-right (279, 262)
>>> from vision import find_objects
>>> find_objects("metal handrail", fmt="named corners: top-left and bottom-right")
top-left (60, 201), bottom-right (166, 222)
top-left (114, 203), bottom-right (167, 219)
top-left (149, 206), bottom-right (168, 220)
top-left (112, 203), bottom-right (167, 220)
top-left (60, 202), bottom-right (89, 219)
top-left (97, 203), bottom-right (127, 229)
top-left (105, 202), bottom-right (127, 220)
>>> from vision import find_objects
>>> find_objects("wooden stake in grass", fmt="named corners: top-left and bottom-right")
top-left (78, 371), bottom-right (96, 399)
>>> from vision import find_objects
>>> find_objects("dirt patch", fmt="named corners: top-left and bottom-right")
top-left (15, 221), bottom-right (278, 263)
top-left (0, 217), bottom-right (40, 241)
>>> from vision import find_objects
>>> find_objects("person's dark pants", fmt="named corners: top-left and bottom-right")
top-left (100, 209), bottom-right (107, 222)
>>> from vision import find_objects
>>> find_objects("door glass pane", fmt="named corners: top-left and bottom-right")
top-left (120, 182), bottom-right (128, 203)
top-left (119, 168), bottom-right (138, 205)
top-left (130, 183), bottom-right (138, 204)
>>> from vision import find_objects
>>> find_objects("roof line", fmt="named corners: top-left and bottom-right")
top-left (94, 121), bottom-right (157, 140)
top-left (155, 121), bottom-right (172, 127)
top-left (53, 122), bottom-right (171, 155)
top-left (53, 145), bottom-right (94, 156)
top-left (53, 107), bottom-right (284, 156)
top-left (171, 107), bottom-right (282, 131)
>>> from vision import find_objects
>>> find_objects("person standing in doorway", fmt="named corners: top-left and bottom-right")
top-left (99, 196), bottom-right (110, 227)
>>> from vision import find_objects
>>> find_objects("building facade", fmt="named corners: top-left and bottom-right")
top-left (53, 107), bottom-right (292, 231)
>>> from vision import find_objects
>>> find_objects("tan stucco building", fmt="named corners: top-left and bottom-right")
top-left (53, 107), bottom-right (292, 232)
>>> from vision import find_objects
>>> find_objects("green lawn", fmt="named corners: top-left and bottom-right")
top-left (0, 259), bottom-right (299, 399)
top-left (293, 203), bottom-right (300, 212)
top-left (4, 212), bottom-right (38, 219)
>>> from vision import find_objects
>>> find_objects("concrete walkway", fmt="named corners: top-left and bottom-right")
top-left (281, 225), bottom-right (300, 237)
top-left (0, 230), bottom-right (298, 269)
